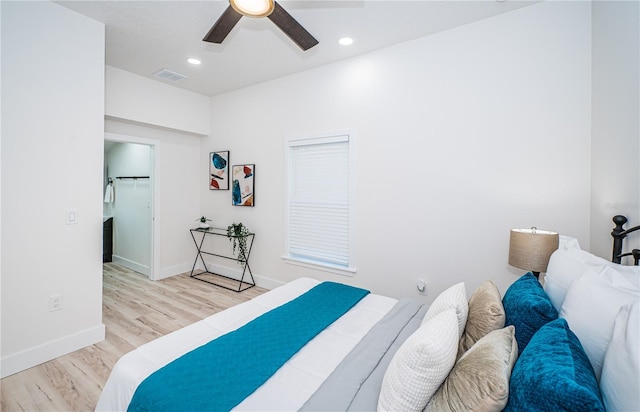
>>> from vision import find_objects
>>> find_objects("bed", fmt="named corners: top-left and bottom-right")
top-left (96, 216), bottom-right (639, 412)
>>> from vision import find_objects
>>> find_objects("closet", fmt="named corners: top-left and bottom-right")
top-left (103, 141), bottom-right (152, 276)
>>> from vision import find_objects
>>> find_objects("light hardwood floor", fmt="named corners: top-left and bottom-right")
top-left (0, 263), bottom-right (266, 411)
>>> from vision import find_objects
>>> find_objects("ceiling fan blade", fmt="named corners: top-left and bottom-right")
top-left (203, 5), bottom-right (242, 43)
top-left (267, 2), bottom-right (318, 51)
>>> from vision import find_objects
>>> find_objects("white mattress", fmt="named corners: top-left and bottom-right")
top-left (96, 277), bottom-right (397, 411)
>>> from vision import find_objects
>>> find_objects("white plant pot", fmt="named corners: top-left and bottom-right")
top-left (199, 223), bottom-right (210, 229)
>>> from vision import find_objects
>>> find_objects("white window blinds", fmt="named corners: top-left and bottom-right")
top-left (286, 133), bottom-right (355, 273)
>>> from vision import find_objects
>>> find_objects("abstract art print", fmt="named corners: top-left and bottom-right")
top-left (232, 164), bottom-right (255, 206)
top-left (210, 151), bottom-right (229, 190)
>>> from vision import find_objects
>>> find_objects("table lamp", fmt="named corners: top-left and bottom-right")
top-left (509, 227), bottom-right (559, 279)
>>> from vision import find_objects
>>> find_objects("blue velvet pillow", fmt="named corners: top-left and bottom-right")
top-left (503, 272), bottom-right (558, 355)
top-left (505, 318), bottom-right (605, 411)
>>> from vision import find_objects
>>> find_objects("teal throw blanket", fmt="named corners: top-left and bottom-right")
top-left (128, 281), bottom-right (370, 412)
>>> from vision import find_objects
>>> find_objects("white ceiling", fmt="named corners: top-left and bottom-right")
top-left (56, 0), bottom-right (536, 97)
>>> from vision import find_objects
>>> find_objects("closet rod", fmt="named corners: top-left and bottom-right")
top-left (115, 176), bottom-right (149, 180)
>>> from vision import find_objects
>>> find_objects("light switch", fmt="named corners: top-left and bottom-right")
top-left (66, 209), bottom-right (78, 225)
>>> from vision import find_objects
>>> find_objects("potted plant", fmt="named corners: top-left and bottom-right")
top-left (226, 222), bottom-right (250, 264)
top-left (196, 216), bottom-right (211, 229)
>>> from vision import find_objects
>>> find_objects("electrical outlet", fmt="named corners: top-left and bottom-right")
top-left (49, 294), bottom-right (63, 312)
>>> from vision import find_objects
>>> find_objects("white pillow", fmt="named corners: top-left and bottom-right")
top-left (559, 266), bottom-right (640, 380)
top-left (422, 282), bottom-right (468, 336)
top-left (378, 309), bottom-right (459, 412)
top-left (559, 234), bottom-right (582, 250)
top-left (601, 303), bottom-right (640, 412)
top-left (544, 240), bottom-right (639, 312)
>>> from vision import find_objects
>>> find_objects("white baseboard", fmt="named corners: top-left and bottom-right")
top-left (156, 260), bottom-right (284, 290)
top-left (158, 262), bottom-right (196, 280)
top-left (253, 275), bottom-right (285, 290)
top-left (200, 261), bottom-right (245, 281)
top-left (112, 255), bottom-right (150, 276)
top-left (0, 324), bottom-right (105, 378)
top-left (200, 261), bottom-right (284, 290)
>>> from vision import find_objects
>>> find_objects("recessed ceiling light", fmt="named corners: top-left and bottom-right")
top-left (187, 58), bottom-right (201, 65)
top-left (339, 37), bottom-right (353, 46)
top-left (230, 0), bottom-right (275, 17)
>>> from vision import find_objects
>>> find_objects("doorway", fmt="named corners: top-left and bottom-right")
top-left (104, 132), bottom-right (161, 280)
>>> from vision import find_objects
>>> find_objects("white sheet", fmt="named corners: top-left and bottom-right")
top-left (96, 278), bottom-right (397, 411)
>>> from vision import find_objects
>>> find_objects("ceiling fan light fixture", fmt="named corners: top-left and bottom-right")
top-left (229, 0), bottom-right (275, 18)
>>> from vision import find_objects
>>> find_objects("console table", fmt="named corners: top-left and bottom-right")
top-left (189, 227), bottom-right (255, 292)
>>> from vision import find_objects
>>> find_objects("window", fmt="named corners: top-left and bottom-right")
top-left (284, 132), bottom-right (355, 274)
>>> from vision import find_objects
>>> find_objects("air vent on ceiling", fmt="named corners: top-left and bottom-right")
top-left (153, 68), bottom-right (188, 82)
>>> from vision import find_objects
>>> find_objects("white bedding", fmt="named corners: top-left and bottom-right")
top-left (96, 278), bottom-right (397, 411)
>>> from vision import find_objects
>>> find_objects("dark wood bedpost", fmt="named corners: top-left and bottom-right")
top-left (611, 215), bottom-right (628, 264)
top-left (612, 215), bottom-right (640, 265)
top-left (632, 249), bottom-right (640, 266)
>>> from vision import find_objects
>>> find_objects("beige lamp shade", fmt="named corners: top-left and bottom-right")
top-left (509, 228), bottom-right (559, 273)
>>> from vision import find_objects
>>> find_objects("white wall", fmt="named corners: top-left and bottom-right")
top-left (105, 143), bottom-right (152, 275)
top-left (106, 66), bottom-right (211, 136)
top-left (1, 1), bottom-right (105, 377)
top-left (104, 62), bottom-right (211, 279)
top-left (590, 1), bottom-right (640, 263)
top-left (204, 2), bottom-right (592, 300)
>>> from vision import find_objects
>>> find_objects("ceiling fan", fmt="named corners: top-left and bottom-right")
top-left (203, 0), bottom-right (319, 51)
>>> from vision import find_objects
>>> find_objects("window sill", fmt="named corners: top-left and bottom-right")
top-left (282, 255), bottom-right (356, 277)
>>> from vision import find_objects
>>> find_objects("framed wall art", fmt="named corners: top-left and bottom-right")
top-left (232, 164), bottom-right (255, 207)
top-left (209, 151), bottom-right (229, 190)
